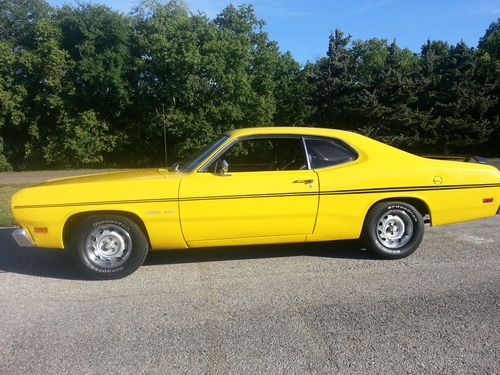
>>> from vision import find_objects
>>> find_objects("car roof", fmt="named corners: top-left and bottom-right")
top-left (224, 126), bottom-right (354, 138)
top-left (222, 127), bottom-right (419, 162)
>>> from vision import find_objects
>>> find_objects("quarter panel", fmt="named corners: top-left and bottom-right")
top-left (13, 202), bottom-right (187, 250)
top-left (11, 174), bottom-right (187, 250)
top-left (309, 150), bottom-right (500, 241)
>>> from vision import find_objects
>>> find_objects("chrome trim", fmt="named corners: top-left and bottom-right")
top-left (12, 228), bottom-right (35, 247)
top-left (301, 136), bottom-right (312, 170)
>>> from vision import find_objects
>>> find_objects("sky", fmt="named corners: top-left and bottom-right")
top-left (46, 0), bottom-right (500, 63)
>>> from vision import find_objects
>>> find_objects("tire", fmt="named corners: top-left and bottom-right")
top-left (363, 201), bottom-right (424, 259)
top-left (70, 214), bottom-right (149, 280)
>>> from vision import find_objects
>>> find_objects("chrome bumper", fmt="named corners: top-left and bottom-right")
top-left (12, 228), bottom-right (35, 247)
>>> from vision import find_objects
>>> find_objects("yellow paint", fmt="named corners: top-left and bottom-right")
top-left (10, 127), bottom-right (500, 250)
top-left (179, 170), bottom-right (318, 242)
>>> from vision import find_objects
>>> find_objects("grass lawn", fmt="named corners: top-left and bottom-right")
top-left (0, 184), bottom-right (32, 227)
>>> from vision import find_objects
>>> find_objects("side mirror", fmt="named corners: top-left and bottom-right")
top-left (220, 160), bottom-right (230, 176)
top-left (170, 161), bottom-right (180, 171)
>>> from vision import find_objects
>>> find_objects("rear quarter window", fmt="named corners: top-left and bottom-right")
top-left (305, 138), bottom-right (357, 169)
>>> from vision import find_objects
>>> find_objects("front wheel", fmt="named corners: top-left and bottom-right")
top-left (70, 214), bottom-right (149, 279)
top-left (363, 201), bottom-right (424, 259)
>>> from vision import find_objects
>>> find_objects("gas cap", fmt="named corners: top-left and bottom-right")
top-left (433, 175), bottom-right (443, 185)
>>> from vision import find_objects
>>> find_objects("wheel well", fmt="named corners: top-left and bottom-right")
top-left (367, 197), bottom-right (432, 225)
top-left (62, 211), bottom-right (151, 249)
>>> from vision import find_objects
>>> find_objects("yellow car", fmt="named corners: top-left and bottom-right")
top-left (11, 127), bottom-right (500, 279)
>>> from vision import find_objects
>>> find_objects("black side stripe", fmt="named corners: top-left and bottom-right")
top-left (322, 183), bottom-right (500, 195)
top-left (180, 191), bottom-right (317, 201)
top-left (14, 197), bottom-right (179, 209)
top-left (13, 192), bottom-right (317, 208)
top-left (13, 183), bottom-right (500, 209)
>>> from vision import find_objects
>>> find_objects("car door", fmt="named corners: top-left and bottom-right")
top-left (179, 136), bottom-right (319, 243)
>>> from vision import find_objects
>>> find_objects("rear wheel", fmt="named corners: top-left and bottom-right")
top-left (70, 214), bottom-right (148, 279)
top-left (363, 201), bottom-right (424, 259)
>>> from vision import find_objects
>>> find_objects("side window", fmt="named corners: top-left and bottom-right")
top-left (209, 137), bottom-right (307, 172)
top-left (305, 138), bottom-right (357, 169)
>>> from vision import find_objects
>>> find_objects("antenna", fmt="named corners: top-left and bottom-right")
top-left (155, 99), bottom-right (175, 171)
top-left (162, 104), bottom-right (168, 170)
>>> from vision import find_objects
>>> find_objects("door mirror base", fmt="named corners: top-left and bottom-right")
top-left (220, 160), bottom-right (231, 176)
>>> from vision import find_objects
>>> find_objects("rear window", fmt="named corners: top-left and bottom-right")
top-left (305, 138), bottom-right (357, 168)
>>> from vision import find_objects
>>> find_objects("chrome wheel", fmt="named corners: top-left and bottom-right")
top-left (84, 224), bottom-right (132, 269)
top-left (376, 210), bottom-right (414, 249)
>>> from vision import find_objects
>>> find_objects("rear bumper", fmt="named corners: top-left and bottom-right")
top-left (12, 228), bottom-right (35, 247)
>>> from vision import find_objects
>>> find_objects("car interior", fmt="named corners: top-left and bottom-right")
top-left (210, 137), bottom-right (307, 172)
top-left (206, 136), bottom-right (357, 173)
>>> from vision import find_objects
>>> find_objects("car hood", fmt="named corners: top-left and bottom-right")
top-left (39, 169), bottom-right (179, 186)
top-left (12, 169), bottom-right (184, 210)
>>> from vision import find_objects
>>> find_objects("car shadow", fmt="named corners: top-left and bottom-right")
top-left (0, 228), bottom-right (84, 280)
top-left (143, 240), bottom-right (373, 266)
top-left (0, 228), bottom-right (374, 280)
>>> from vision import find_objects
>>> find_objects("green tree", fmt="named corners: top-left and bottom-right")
top-left (350, 39), bottom-right (423, 146)
top-left (56, 4), bottom-right (133, 121)
top-left (129, 0), bottom-right (214, 162)
top-left (478, 19), bottom-right (500, 59)
top-left (128, 1), bottom-right (306, 163)
top-left (1, 1), bottom-right (499, 170)
top-left (1, 14), bottom-right (117, 168)
top-left (309, 29), bottom-right (357, 128)
top-left (0, 0), bottom-right (51, 170)
top-left (2, 17), bottom-right (75, 168)
top-left (43, 110), bottom-right (117, 167)
top-left (273, 51), bottom-right (313, 124)
top-left (476, 19), bottom-right (500, 154)
top-left (0, 41), bottom-right (24, 170)
top-left (417, 40), bottom-right (494, 152)
top-left (0, 0), bottom-right (51, 45)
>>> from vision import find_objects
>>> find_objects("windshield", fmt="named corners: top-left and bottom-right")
top-left (181, 135), bottom-right (229, 172)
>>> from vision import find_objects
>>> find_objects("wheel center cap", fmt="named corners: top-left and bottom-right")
top-left (383, 218), bottom-right (405, 240)
top-left (97, 234), bottom-right (122, 256)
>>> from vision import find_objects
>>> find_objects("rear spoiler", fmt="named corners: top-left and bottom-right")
top-left (420, 154), bottom-right (488, 164)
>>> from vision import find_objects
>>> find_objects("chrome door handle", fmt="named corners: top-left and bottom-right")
top-left (293, 179), bottom-right (314, 184)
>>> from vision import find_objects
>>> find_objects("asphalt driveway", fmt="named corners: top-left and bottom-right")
top-left (0, 216), bottom-right (499, 374)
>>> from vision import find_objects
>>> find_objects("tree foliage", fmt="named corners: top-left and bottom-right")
top-left (308, 29), bottom-right (499, 153)
top-left (0, 1), bottom-right (498, 171)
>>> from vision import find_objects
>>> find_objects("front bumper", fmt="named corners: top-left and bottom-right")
top-left (12, 228), bottom-right (35, 247)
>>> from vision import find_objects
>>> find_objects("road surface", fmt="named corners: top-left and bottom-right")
top-left (0, 217), bottom-right (499, 374)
